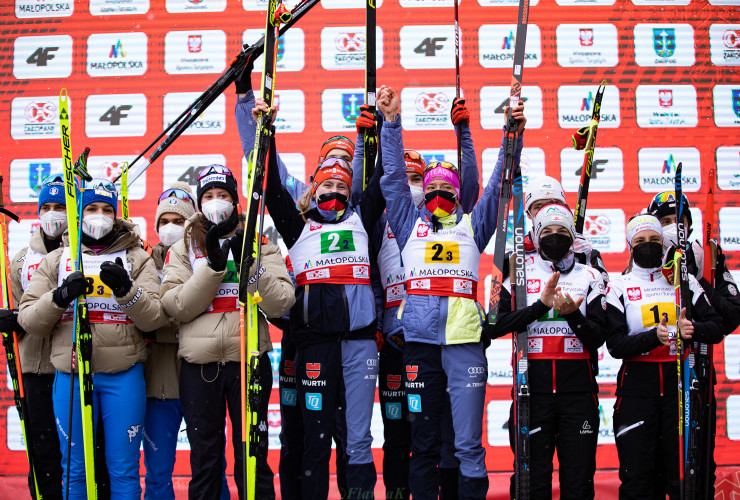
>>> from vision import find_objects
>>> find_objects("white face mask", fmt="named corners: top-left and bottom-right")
top-left (201, 199), bottom-right (234, 224)
top-left (662, 224), bottom-right (678, 249)
top-left (409, 185), bottom-right (425, 208)
top-left (82, 213), bottom-right (114, 240)
top-left (158, 223), bottom-right (185, 247)
top-left (39, 210), bottom-right (67, 238)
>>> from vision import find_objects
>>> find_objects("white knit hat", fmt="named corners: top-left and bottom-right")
top-left (155, 182), bottom-right (196, 229)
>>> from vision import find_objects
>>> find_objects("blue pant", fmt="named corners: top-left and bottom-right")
top-left (404, 342), bottom-right (488, 500)
top-left (143, 398), bottom-right (230, 500)
top-left (53, 363), bottom-right (146, 500)
top-left (296, 339), bottom-right (378, 500)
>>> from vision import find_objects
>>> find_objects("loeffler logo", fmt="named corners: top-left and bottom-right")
top-left (527, 279), bottom-right (540, 293)
top-left (387, 374), bottom-right (401, 390)
top-left (627, 287), bottom-right (642, 301)
top-left (406, 365), bottom-right (418, 382)
top-left (306, 363), bottom-right (321, 379)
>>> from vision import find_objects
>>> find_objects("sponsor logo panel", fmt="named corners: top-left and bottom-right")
top-left (560, 147), bottom-right (624, 193)
top-left (486, 400), bottom-right (513, 446)
top-left (400, 0), bottom-right (458, 6)
top-left (400, 87), bottom-right (458, 131)
top-left (163, 93), bottom-right (226, 136)
top-left (724, 335), bottom-right (740, 380)
top-left (164, 30), bottom-right (226, 74)
top-left (11, 96), bottom-right (62, 140)
top-left (719, 207), bottom-right (740, 251)
top-left (13, 35), bottom-right (73, 79)
top-left (633, 24), bottom-right (695, 67)
top-left (637, 148), bottom-right (701, 192)
top-left (481, 147), bottom-right (545, 190)
top-left (716, 147), bottom-right (740, 190)
top-left (480, 86), bottom-right (543, 130)
top-left (556, 0), bottom-right (614, 5)
top-left (16, 0), bottom-right (73, 18)
top-left (635, 85), bottom-right (698, 128)
top-left (709, 24), bottom-right (740, 66)
top-left (163, 154), bottom-right (227, 190)
top-left (579, 209), bottom-right (626, 254)
top-left (89, 0), bottom-right (149, 15)
top-left (596, 398), bottom-right (616, 445)
top-left (478, 24), bottom-right (542, 69)
top-left (166, 0), bottom-right (226, 12)
top-left (322, 26), bottom-right (383, 70)
top-left (713, 85), bottom-right (740, 126)
top-left (555, 24), bottom-right (619, 67)
top-left (708, 0), bottom-right (740, 5)
top-left (477, 0), bottom-right (539, 7)
top-left (87, 156), bottom-right (146, 200)
top-left (595, 346), bottom-right (621, 384)
top-left (321, 88), bottom-right (365, 132)
top-left (242, 153), bottom-right (305, 197)
top-left (243, 29), bottom-right (304, 72)
top-left (319, 0), bottom-right (384, 8)
top-left (87, 32), bottom-right (147, 77)
top-left (9, 158), bottom-right (62, 202)
top-left (727, 395), bottom-right (740, 440)
top-left (85, 94), bottom-right (147, 137)
top-left (557, 85), bottom-right (621, 128)
top-left (401, 25), bottom-right (459, 69)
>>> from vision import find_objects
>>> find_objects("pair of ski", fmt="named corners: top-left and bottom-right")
top-left (485, 1), bottom-right (606, 496)
top-left (674, 164), bottom-right (717, 500)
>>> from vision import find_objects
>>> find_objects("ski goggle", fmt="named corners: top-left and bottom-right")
top-left (317, 157), bottom-right (351, 172)
top-left (87, 178), bottom-right (118, 196)
top-left (41, 173), bottom-right (65, 186)
top-left (423, 161), bottom-right (459, 177)
top-left (404, 150), bottom-right (423, 162)
top-left (159, 188), bottom-right (196, 207)
top-left (197, 165), bottom-right (234, 180)
top-left (652, 191), bottom-right (676, 204)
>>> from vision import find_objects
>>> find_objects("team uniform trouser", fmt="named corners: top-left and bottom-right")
top-left (53, 363), bottom-right (146, 500)
top-left (279, 336), bottom-right (304, 500)
top-left (142, 398), bottom-right (230, 500)
top-left (296, 339), bottom-right (378, 500)
top-left (507, 392), bottom-right (599, 500)
top-left (614, 394), bottom-right (679, 500)
top-left (180, 355), bottom-right (274, 500)
top-left (23, 373), bottom-right (63, 500)
top-left (403, 341), bottom-right (488, 500)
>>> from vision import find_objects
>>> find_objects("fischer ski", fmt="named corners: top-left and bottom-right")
top-left (59, 90), bottom-right (97, 500)
top-left (510, 165), bottom-right (529, 500)
top-left (362, 0), bottom-right (377, 190)
top-left (112, 0), bottom-right (318, 187)
top-left (572, 80), bottom-right (606, 236)
top-left (674, 162), bottom-right (692, 500)
top-left (238, 1), bottom-right (289, 498)
top-left (0, 173), bottom-right (41, 500)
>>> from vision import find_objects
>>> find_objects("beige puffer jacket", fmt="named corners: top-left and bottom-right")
top-left (144, 243), bottom-right (181, 400)
top-left (18, 219), bottom-right (168, 374)
top-left (10, 230), bottom-right (55, 375)
top-left (160, 215), bottom-right (295, 364)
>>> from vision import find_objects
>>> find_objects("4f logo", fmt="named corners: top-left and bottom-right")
top-left (414, 37), bottom-right (446, 57)
top-left (99, 105), bottom-right (132, 126)
top-left (576, 159), bottom-right (607, 178)
top-left (26, 47), bottom-right (58, 67)
top-left (495, 96), bottom-right (528, 114)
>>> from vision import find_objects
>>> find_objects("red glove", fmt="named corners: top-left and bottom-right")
top-left (572, 126), bottom-right (590, 150)
top-left (450, 98), bottom-right (470, 126)
top-left (375, 331), bottom-right (385, 353)
top-left (356, 104), bottom-right (376, 134)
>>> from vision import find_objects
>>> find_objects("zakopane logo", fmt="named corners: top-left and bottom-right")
top-left (335, 32), bottom-right (365, 53)
top-left (342, 93), bottom-right (363, 123)
top-left (653, 28), bottom-right (676, 57)
top-left (634, 24), bottom-right (694, 67)
top-left (26, 101), bottom-right (56, 123)
top-left (29, 162), bottom-right (51, 194)
top-left (710, 26), bottom-right (740, 67)
top-left (415, 93), bottom-right (449, 114)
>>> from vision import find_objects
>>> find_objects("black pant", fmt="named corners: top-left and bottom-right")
top-left (279, 335), bottom-right (304, 500)
top-left (508, 392), bottom-right (599, 500)
top-left (180, 357), bottom-right (274, 500)
top-left (614, 394), bottom-right (679, 500)
top-left (378, 343), bottom-right (411, 500)
top-left (23, 373), bottom-right (63, 500)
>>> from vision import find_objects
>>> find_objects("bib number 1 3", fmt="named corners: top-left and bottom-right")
top-left (640, 302), bottom-right (675, 328)
top-left (321, 230), bottom-right (356, 254)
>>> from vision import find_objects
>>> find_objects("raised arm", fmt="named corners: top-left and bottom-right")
top-left (264, 135), bottom-right (308, 249)
top-left (456, 119), bottom-right (480, 213)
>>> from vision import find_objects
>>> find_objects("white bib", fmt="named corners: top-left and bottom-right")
top-left (402, 215), bottom-right (480, 299)
top-left (21, 248), bottom-right (45, 292)
top-left (58, 248), bottom-right (132, 324)
top-left (188, 242), bottom-right (239, 313)
top-left (377, 221), bottom-right (406, 308)
top-left (289, 212), bottom-right (371, 286)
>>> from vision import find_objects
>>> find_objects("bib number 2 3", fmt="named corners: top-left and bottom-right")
top-left (424, 241), bottom-right (459, 263)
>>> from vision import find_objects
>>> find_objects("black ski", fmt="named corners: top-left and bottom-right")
top-left (362, 0), bottom-right (377, 190)
top-left (572, 80), bottom-right (606, 236)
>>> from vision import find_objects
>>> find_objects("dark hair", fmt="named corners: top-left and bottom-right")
top-left (183, 214), bottom-right (208, 255)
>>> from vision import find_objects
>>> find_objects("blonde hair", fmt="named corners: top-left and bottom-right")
top-left (297, 189), bottom-right (313, 222)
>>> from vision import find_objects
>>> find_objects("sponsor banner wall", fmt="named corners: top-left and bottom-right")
top-left (1, 0), bottom-right (738, 477)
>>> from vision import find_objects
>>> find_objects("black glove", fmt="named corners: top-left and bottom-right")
top-left (53, 271), bottom-right (87, 309)
top-left (234, 47), bottom-right (255, 95)
top-left (0, 309), bottom-right (26, 342)
top-left (100, 257), bottom-right (133, 297)
top-left (230, 229), bottom-right (244, 273)
top-left (206, 226), bottom-right (231, 272)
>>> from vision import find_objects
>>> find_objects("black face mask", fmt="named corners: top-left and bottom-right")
top-left (316, 192), bottom-right (348, 212)
top-left (632, 241), bottom-right (664, 269)
top-left (539, 233), bottom-right (572, 262)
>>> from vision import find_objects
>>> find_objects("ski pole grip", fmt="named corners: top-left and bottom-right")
top-left (572, 127), bottom-right (589, 150)
top-left (275, 4), bottom-right (292, 23)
